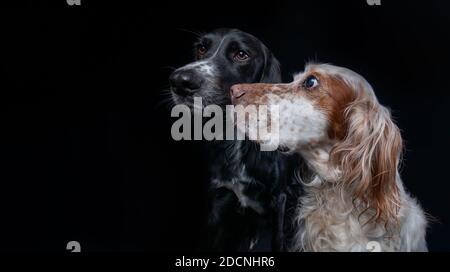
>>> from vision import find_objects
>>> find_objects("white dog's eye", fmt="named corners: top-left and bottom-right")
top-left (303, 75), bottom-right (319, 89)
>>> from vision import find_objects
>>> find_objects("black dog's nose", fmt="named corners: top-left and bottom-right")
top-left (169, 70), bottom-right (204, 95)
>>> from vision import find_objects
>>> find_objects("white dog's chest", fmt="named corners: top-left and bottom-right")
top-left (292, 186), bottom-right (398, 252)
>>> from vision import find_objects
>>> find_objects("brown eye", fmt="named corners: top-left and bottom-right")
top-left (234, 50), bottom-right (249, 61)
top-left (197, 45), bottom-right (207, 57)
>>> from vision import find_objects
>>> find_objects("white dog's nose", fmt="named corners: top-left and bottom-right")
top-left (230, 84), bottom-right (247, 99)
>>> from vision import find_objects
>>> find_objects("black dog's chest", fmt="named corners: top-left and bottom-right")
top-left (205, 140), bottom-right (298, 251)
top-left (208, 141), bottom-right (282, 212)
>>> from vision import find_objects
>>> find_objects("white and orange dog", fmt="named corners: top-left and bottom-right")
top-left (230, 63), bottom-right (427, 252)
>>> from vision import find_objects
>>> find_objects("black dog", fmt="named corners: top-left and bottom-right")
top-left (169, 28), bottom-right (299, 251)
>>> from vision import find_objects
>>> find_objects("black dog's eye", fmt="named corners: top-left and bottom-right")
top-left (303, 75), bottom-right (319, 89)
top-left (197, 44), bottom-right (207, 57)
top-left (233, 50), bottom-right (250, 61)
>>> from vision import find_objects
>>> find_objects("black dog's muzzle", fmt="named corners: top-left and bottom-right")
top-left (169, 69), bottom-right (205, 96)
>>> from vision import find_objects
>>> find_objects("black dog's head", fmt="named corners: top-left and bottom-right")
top-left (169, 28), bottom-right (281, 107)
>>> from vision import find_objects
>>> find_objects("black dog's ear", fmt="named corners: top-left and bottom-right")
top-left (260, 45), bottom-right (282, 83)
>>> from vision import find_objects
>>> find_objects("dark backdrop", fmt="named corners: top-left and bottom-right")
top-left (1, 0), bottom-right (449, 252)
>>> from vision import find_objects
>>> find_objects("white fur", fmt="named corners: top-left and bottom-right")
top-left (266, 64), bottom-right (427, 252)
top-left (181, 60), bottom-right (216, 77)
top-left (255, 93), bottom-right (328, 152)
top-left (274, 94), bottom-right (328, 149)
top-left (291, 178), bottom-right (427, 251)
top-left (290, 64), bottom-right (428, 252)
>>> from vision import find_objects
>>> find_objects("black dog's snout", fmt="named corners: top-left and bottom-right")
top-left (169, 70), bottom-right (204, 95)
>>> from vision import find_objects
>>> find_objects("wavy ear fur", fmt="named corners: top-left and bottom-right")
top-left (330, 83), bottom-right (403, 224)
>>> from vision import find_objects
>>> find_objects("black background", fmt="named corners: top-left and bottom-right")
top-left (1, 0), bottom-right (449, 252)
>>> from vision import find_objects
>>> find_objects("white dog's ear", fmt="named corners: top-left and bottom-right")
top-left (330, 82), bottom-right (403, 224)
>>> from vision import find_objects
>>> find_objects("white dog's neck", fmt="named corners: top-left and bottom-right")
top-left (293, 143), bottom-right (394, 252)
top-left (297, 143), bottom-right (340, 184)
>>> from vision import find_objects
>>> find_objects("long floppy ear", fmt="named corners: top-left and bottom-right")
top-left (330, 84), bottom-right (403, 224)
top-left (260, 45), bottom-right (282, 83)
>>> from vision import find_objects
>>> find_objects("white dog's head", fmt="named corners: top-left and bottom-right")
top-left (231, 63), bottom-right (403, 223)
